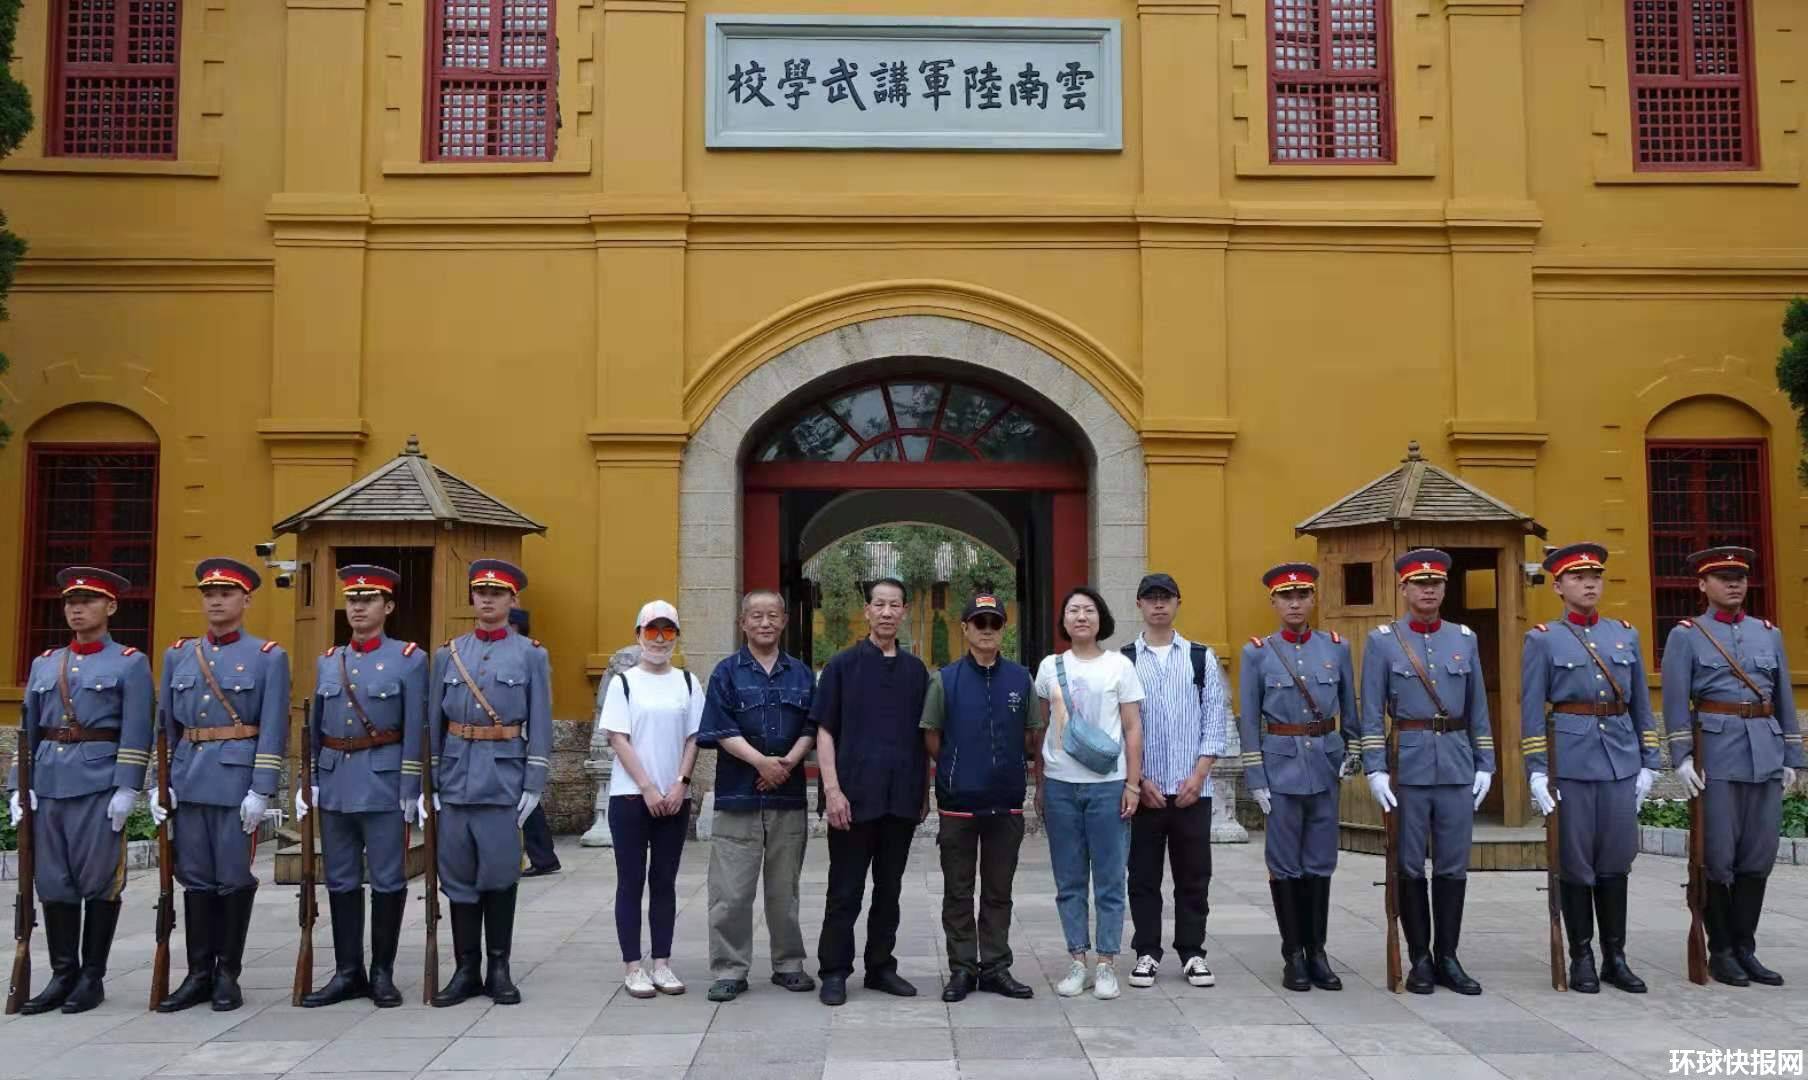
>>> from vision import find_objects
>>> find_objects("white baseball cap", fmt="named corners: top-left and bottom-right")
top-left (636, 599), bottom-right (680, 630)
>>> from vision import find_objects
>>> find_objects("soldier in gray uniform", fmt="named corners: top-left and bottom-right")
top-left (293, 564), bottom-right (427, 1007)
top-left (1354, 549), bottom-right (1494, 995)
top-left (7, 567), bottom-right (152, 1014)
top-left (1661, 545), bottom-right (1802, 987)
top-left (1520, 542), bottom-right (1658, 994)
top-left (1239, 563), bottom-right (1356, 993)
top-left (426, 558), bottom-right (552, 1007)
top-left (149, 557), bottom-right (291, 1012)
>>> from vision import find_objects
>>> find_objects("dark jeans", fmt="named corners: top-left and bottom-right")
top-left (818, 814), bottom-right (917, 980)
top-left (938, 813), bottom-right (1025, 977)
top-left (521, 802), bottom-right (559, 870)
top-left (1128, 795), bottom-right (1213, 963)
top-left (608, 795), bottom-right (690, 963)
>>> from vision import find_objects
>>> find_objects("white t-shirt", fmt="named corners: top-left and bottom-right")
top-left (598, 667), bottom-right (704, 798)
top-left (1034, 649), bottom-right (1145, 784)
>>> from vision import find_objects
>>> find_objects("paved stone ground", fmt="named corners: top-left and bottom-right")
top-left (0, 833), bottom-right (1802, 1080)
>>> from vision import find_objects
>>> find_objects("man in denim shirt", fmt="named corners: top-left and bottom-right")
top-left (698, 590), bottom-right (817, 1002)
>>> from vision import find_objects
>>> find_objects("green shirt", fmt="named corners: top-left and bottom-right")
top-left (919, 657), bottom-right (1048, 731)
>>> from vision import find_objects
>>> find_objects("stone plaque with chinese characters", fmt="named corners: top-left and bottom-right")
top-left (705, 16), bottom-right (1122, 151)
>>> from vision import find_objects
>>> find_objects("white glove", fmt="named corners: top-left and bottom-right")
top-left (1676, 757), bottom-right (1706, 798)
top-left (1635, 767), bottom-right (1656, 808)
top-left (107, 787), bottom-right (136, 833)
top-left (1783, 766), bottom-right (1796, 790)
top-left (239, 790), bottom-right (269, 834)
top-left (150, 784), bottom-right (176, 826)
top-left (1529, 772), bottom-right (1558, 816)
top-left (1252, 788), bottom-right (1272, 815)
top-left (1338, 754), bottom-right (1357, 779)
top-left (8, 790), bottom-right (36, 827)
top-left (1367, 771), bottom-right (1398, 812)
top-left (516, 790), bottom-right (541, 828)
top-left (1471, 771), bottom-right (1493, 810)
top-left (293, 785), bottom-right (319, 822)
top-left (404, 794), bottom-right (433, 824)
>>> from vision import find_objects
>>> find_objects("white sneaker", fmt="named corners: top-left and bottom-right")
top-left (1092, 962), bottom-right (1120, 1000)
top-left (624, 968), bottom-right (656, 999)
top-left (1128, 955), bottom-right (1159, 988)
top-left (651, 966), bottom-right (686, 995)
top-left (1183, 956), bottom-right (1216, 987)
top-left (1055, 959), bottom-right (1089, 997)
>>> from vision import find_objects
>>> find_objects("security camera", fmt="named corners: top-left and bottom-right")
top-left (275, 572), bottom-right (295, 589)
top-left (254, 541), bottom-right (277, 560)
top-left (1522, 562), bottom-right (1546, 586)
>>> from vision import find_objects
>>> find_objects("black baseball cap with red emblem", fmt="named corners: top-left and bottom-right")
top-left (961, 592), bottom-right (1008, 624)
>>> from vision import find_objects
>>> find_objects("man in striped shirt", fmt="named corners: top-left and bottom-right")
top-left (1120, 573), bottom-right (1230, 990)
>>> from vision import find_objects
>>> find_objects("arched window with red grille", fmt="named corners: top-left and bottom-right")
top-left (1627, 0), bottom-right (1756, 171)
top-left (1646, 440), bottom-right (1771, 661)
top-left (425, 0), bottom-right (557, 161)
top-left (1267, 0), bottom-right (1393, 164)
top-left (48, 0), bottom-right (181, 159)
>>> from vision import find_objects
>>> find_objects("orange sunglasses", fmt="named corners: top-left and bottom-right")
top-left (640, 625), bottom-right (679, 643)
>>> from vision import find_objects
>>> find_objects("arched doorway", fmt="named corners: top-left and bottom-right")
top-left (742, 372), bottom-right (1088, 668)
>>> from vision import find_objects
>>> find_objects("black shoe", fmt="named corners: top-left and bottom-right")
top-left (1434, 955), bottom-right (1482, 996)
top-left (368, 889), bottom-right (406, 1008)
top-left (942, 970), bottom-right (976, 1002)
top-left (1733, 949), bottom-right (1784, 986)
top-left (1404, 955), bottom-right (1437, 995)
top-left (301, 888), bottom-right (371, 1008)
top-left (431, 902), bottom-right (485, 1007)
top-left (61, 898), bottom-right (122, 1014)
top-left (159, 891), bottom-right (217, 1013)
top-left (1271, 879), bottom-right (1310, 992)
top-left (20, 901), bottom-right (81, 1015)
top-left (1559, 881), bottom-right (1599, 994)
top-left (1431, 877), bottom-right (1482, 995)
top-left (211, 887), bottom-right (257, 1012)
top-left (1710, 950), bottom-right (1752, 986)
top-left (521, 863), bottom-right (562, 879)
top-left (1301, 876), bottom-right (1342, 991)
top-left (864, 969), bottom-right (918, 997)
top-left (1730, 875), bottom-right (1783, 986)
top-left (1399, 877), bottom-right (1434, 995)
top-left (708, 978), bottom-right (749, 1002)
top-left (1567, 951), bottom-right (1600, 994)
top-left (819, 974), bottom-right (848, 1006)
top-left (771, 971), bottom-right (815, 993)
top-left (977, 969), bottom-right (1035, 999)
top-left (482, 885), bottom-right (521, 1005)
top-left (1593, 876), bottom-right (1646, 994)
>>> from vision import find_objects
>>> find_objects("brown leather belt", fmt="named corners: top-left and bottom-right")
top-left (322, 731), bottom-right (402, 752)
top-left (1550, 702), bottom-right (1629, 717)
top-left (1697, 699), bottom-right (1772, 719)
top-left (1266, 721), bottom-right (1336, 737)
top-left (44, 726), bottom-right (119, 743)
top-left (448, 722), bottom-right (522, 742)
top-left (185, 723), bottom-right (261, 743)
top-left (1393, 716), bottom-right (1468, 733)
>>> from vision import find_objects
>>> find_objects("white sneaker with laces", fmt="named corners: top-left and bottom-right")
top-left (625, 968), bottom-right (656, 999)
top-left (1128, 955), bottom-right (1159, 988)
top-left (1055, 959), bottom-right (1089, 997)
top-left (1092, 962), bottom-right (1120, 1000)
top-left (651, 966), bottom-right (686, 995)
top-left (1183, 956), bottom-right (1216, 987)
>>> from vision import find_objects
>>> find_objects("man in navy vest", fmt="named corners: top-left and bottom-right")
top-left (921, 592), bottom-right (1041, 1003)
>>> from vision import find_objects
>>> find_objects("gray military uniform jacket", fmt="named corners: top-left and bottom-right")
top-left (1237, 630), bottom-right (1354, 795)
top-left (1519, 617), bottom-right (1659, 781)
top-left (162, 633), bottom-right (291, 804)
top-left (430, 629), bottom-right (553, 806)
top-left (1661, 612), bottom-right (1804, 782)
top-left (1356, 620), bottom-right (1495, 784)
top-left (11, 637), bottom-right (153, 798)
top-left (312, 636), bottom-right (428, 813)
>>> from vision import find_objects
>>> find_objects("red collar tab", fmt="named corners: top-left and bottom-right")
top-left (69, 639), bottom-right (105, 656)
top-left (1408, 620), bottom-right (1442, 635)
top-left (207, 630), bottom-right (242, 647)
top-left (1565, 612), bottom-right (1599, 627)
top-left (474, 627), bottom-right (508, 643)
top-left (348, 635), bottom-right (383, 654)
top-left (1713, 609), bottom-right (1744, 625)
top-left (1281, 629), bottom-right (1311, 644)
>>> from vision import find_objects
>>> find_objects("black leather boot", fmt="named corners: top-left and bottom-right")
top-left (1593, 875), bottom-right (1646, 993)
top-left (1399, 876), bottom-right (1435, 994)
top-left (20, 901), bottom-right (82, 1015)
top-left (158, 890), bottom-right (218, 1012)
top-left (211, 887), bottom-right (256, 1011)
top-left (61, 898), bottom-right (121, 1014)
top-left (1302, 876), bottom-right (1342, 991)
top-left (1730, 874), bottom-right (1783, 986)
top-left (1270, 879), bottom-right (1310, 992)
top-left (368, 889), bottom-right (406, 1008)
top-left (431, 901), bottom-right (485, 1008)
top-left (482, 885), bottom-right (521, 1005)
top-left (1558, 881), bottom-right (1599, 993)
top-left (1431, 877), bottom-right (1481, 995)
top-left (301, 888), bottom-right (371, 1007)
top-left (1705, 880), bottom-right (1750, 986)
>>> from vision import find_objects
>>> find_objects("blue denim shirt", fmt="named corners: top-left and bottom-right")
top-left (699, 646), bottom-right (817, 811)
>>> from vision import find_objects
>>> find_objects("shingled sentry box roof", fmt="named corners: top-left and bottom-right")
top-left (1295, 441), bottom-right (1546, 539)
top-left (273, 436), bottom-right (545, 535)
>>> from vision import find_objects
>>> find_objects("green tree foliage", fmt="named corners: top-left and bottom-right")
top-left (813, 537), bottom-right (865, 666)
top-left (1778, 298), bottom-right (1808, 485)
top-left (930, 614), bottom-right (951, 666)
top-left (0, 0), bottom-right (32, 450)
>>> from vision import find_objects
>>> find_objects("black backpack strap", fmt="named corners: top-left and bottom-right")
top-left (615, 669), bottom-right (630, 702)
top-left (1190, 643), bottom-right (1208, 690)
top-left (1120, 643), bottom-right (1137, 662)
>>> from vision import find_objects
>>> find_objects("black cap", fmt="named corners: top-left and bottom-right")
top-left (961, 593), bottom-right (1008, 623)
top-left (1137, 572), bottom-right (1180, 599)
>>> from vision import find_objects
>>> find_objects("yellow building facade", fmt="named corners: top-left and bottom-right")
top-left (2, 1), bottom-right (1805, 802)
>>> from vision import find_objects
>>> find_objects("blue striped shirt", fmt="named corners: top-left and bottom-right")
top-left (1130, 632), bottom-right (1229, 796)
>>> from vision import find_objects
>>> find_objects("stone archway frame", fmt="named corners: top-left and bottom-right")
top-left (678, 281), bottom-right (1147, 671)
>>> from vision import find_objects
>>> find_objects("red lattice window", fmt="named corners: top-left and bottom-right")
top-left (48, 0), bottom-right (181, 159)
top-left (1268, 0), bottom-right (1393, 163)
top-left (1627, 0), bottom-right (1756, 170)
top-left (1647, 440), bottom-right (1771, 662)
top-left (426, 0), bottom-right (556, 161)
top-left (16, 446), bottom-right (160, 678)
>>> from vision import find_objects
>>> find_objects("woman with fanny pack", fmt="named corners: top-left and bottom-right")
top-left (1034, 586), bottom-right (1145, 1000)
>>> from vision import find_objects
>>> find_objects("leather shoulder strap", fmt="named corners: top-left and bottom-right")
top-left (338, 649), bottom-right (382, 737)
top-left (447, 639), bottom-right (502, 724)
top-left (1388, 622), bottom-right (1453, 719)
top-left (192, 642), bottom-right (246, 726)
top-left (1559, 622), bottom-right (1624, 710)
top-left (1689, 621), bottom-right (1769, 702)
top-left (1265, 637), bottom-right (1328, 724)
top-left (55, 650), bottom-right (78, 725)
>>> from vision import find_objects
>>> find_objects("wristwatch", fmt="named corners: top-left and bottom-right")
top-left (679, 775), bottom-right (691, 786)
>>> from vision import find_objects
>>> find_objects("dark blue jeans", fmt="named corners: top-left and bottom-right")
top-left (609, 795), bottom-right (690, 963)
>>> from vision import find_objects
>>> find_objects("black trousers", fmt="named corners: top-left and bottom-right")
top-left (1128, 795), bottom-right (1213, 963)
top-left (818, 814), bottom-right (918, 980)
top-left (521, 802), bottom-right (559, 871)
top-left (938, 813), bottom-right (1025, 977)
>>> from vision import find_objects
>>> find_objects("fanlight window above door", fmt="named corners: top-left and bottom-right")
top-left (755, 379), bottom-right (1079, 464)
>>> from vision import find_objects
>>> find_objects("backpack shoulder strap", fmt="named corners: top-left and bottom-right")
top-left (615, 669), bottom-right (631, 702)
top-left (1120, 643), bottom-right (1136, 661)
top-left (1190, 642), bottom-right (1208, 689)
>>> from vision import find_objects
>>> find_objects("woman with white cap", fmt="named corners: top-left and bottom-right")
top-left (598, 600), bottom-right (704, 998)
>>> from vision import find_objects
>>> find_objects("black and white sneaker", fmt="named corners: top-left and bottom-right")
top-left (1183, 956), bottom-right (1216, 987)
top-left (1128, 955), bottom-right (1159, 988)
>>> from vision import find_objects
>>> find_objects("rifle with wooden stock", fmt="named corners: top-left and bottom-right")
top-left (1685, 720), bottom-right (1708, 985)
top-left (292, 707), bottom-right (318, 1006)
top-left (419, 709), bottom-right (440, 1004)
top-left (5, 724), bottom-right (35, 1015)
top-left (1543, 728), bottom-right (1567, 992)
top-left (149, 721), bottom-right (176, 1010)
top-left (1382, 723), bottom-right (1402, 994)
